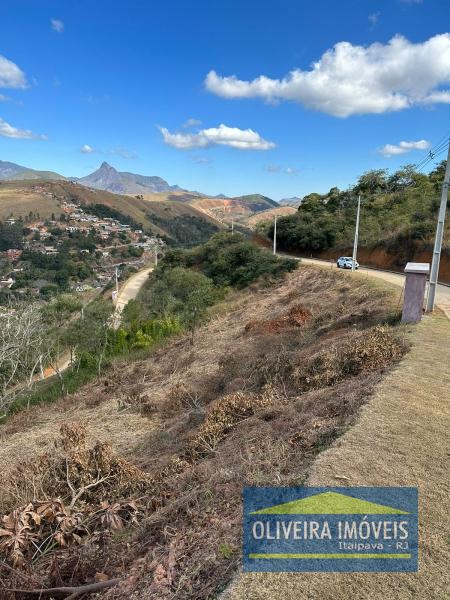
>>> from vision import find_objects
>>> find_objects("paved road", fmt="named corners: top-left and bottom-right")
top-left (115, 265), bottom-right (154, 315)
top-left (45, 264), bottom-right (154, 378)
top-left (295, 256), bottom-right (450, 319)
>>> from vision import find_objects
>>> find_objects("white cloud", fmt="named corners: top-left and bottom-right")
top-left (378, 139), bottom-right (430, 157)
top-left (0, 117), bottom-right (47, 140)
top-left (368, 12), bottom-right (381, 28)
top-left (191, 155), bottom-right (211, 165)
top-left (265, 164), bottom-right (298, 175)
top-left (183, 118), bottom-right (202, 129)
top-left (205, 33), bottom-right (450, 117)
top-left (80, 144), bottom-right (94, 154)
top-left (51, 19), bottom-right (64, 33)
top-left (159, 123), bottom-right (275, 150)
top-left (111, 146), bottom-right (138, 159)
top-left (400, 0), bottom-right (422, 4)
top-left (284, 167), bottom-right (299, 175)
top-left (0, 55), bottom-right (27, 89)
top-left (0, 94), bottom-right (10, 101)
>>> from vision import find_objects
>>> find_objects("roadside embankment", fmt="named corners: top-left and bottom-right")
top-left (313, 244), bottom-right (450, 284)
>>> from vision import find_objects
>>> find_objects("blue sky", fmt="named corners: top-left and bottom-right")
top-left (0, 0), bottom-right (449, 199)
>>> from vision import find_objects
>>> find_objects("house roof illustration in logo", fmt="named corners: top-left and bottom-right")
top-left (251, 491), bottom-right (409, 515)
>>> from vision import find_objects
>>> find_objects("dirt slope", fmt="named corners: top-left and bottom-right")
top-left (247, 206), bottom-right (296, 228)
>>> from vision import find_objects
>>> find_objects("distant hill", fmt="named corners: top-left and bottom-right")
top-left (76, 161), bottom-right (183, 194)
top-left (232, 194), bottom-right (278, 211)
top-left (279, 196), bottom-right (302, 208)
top-left (189, 193), bottom-right (278, 225)
top-left (0, 160), bottom-right (66, 182)
top-left (0, 179), bottom-right (221, 245)
top-left (247, 206), bottom-right (297, 228)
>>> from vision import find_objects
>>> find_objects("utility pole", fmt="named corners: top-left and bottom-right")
top-left (352, 195), bottom-right (361, 272)
top-left (273, 215), bottom-right (277, 255)
top-left (154, 245), bottom-right (158, 267)
top-left (231, 218), bottom-right (234, 235)
top-left (115, 266), bottom-right (119, 294)
top-left (426, 140), bottom-right (450, 312)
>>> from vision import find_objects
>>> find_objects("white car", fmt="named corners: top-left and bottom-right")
top-left (337, 256), bottom-right (359, 269)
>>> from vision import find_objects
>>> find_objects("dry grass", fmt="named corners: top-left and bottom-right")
top-left (0, 376), bottom-right (157, 509)
top-left (0, 265), bottom-right (408, 598)
top-left (224, 314), bottom-right (450, 600)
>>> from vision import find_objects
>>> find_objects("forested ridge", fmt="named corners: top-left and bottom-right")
top-left (269, 161), bottom-right (448, 256)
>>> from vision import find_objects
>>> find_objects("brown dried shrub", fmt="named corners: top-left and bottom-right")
top-left (0, 498), bottom-right (139, 567)
top-left (118, 383), bottom-right (156, 416)
top-left (245, 304), bottom-right (311, 334)
top-left (188, 388), bottom-right (277, 458)
top-left (161, 382), bottom-right (201, 416)
top-left (6, 423), bottom-right (150, 511)
top-left (293, 325), bottom-right (407, 391)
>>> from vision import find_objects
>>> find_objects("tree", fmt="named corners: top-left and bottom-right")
top-left (355, 169), bottom-right (388, 194)
top-left (0, 221), bottom-right (23, 250)
top-left (41, 294), bottom-right (83, 390)
top-left (75, 299), bottom-right (114, 375)
top-left (0, 304), bottom-right (49, 415)
top-left (147, 267), bottom-right (219, 344)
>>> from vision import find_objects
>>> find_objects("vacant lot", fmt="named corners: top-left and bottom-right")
top-left (224, 313), bottom-right (450, 600)
top-left (0, 266), bottom-right (409, 598)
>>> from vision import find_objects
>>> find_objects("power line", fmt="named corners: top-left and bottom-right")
top-left (413, 135), bottom-right (450, 172)
top-left (426, 139), bottom-right (450, 312)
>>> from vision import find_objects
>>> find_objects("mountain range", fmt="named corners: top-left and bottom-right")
top-left (0, 160), bottom-right (66, 182)
top-left (278, 196), bottom-right (302, 208)
top-left (0, 160), bottom-right (183, 195)
top-left (75, 161), bottom-right (183, 194)
top-left (0, 159), bottom-right (280, 211)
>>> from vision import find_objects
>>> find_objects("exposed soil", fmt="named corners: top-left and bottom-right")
top-left (313, 244), bottom-right (450, 284)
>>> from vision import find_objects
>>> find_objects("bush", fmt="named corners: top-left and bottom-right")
top-left (185, 232), bottom-right (297, 287)
top-left (293, 325), bottom-right (407, 390)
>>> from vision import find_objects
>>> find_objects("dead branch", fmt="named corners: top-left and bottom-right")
top-left (3, 578), bottom-right (120, 598)
top-left (65, 459), bottom-right (113, 508)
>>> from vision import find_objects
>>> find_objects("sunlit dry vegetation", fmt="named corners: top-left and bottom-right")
top-left (0, 264), bottom-right (408, 599)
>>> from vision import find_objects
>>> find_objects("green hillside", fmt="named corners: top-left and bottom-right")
top-left (269, 162), bottom-right (449, 261)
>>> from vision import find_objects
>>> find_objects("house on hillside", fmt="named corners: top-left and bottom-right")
top-left (42, 246), bottom-right (58, 255)
top-left (5, 249), bottom-right (22, 261)
top-left (0, 277), bottom-right (14, 289)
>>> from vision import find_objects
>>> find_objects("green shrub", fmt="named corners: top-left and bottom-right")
top-left (184, 232), bottom-right (297, 287)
